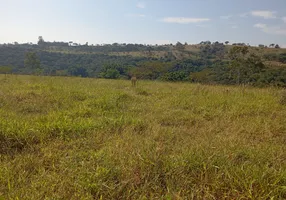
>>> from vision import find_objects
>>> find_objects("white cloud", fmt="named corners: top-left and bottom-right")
top-left (231, 25), bottom-right (238, 29)
top-left (254, 23), bottom-right (267, 28)
top-left (161, 17), bottom-right (210, 24)
top-left (254, 23), bottom-right (286, 35)
top-left (136, 2), bottom-right (145, 9)
top-left (282, 17), bottom-right (286, 23)
top-left (251, 10), bottom-right (277, 19)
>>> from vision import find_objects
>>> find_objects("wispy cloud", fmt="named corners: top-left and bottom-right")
top-left (161, 17), bottom-right (210, 24)
top-left (254, 23), bottom-right (286, 35)
top-left (251, 10), bottom-right (277, 19)
top-left (231, 25), bottom-right (238, 29)
top-left (136, 2), bottom-right (146, 9)
top-left (282, 17), bottom-right (286, 23)
top-left (254, 23), bottom-right (267, 28)
top-left (126, 13), bottom-right (146, 18)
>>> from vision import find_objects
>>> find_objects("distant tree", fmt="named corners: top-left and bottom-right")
top-left (258, 44), bottom-right (265, 48)
top-left (55, 70), bottom-right (69, 76)
top-left (24, 52), bottom-right (41, 75)
top-left (229, 46), bottom-right (249, 84)
top-left (269, 43), bottom-right (275, 48)
top-left (0, 66), bottom-right (12, 75)
top-left (103, 68), bottom-right (120, 79)
top-left (200, 41), bottom-right (211, 45)
top-left (38, 36), bottom-right (45, 45)
top-left (228, 46), bottom-right (265, 85)
top-left (162, 71), bottom-right (188, 81)
top-left (225, 41), bottom-right (230, 45)
top-left (69, 65), bottom-right (88, 77)
top-left (176, 42), bottom-right (184, 51)
top-left (275, 44), bottom-right (280, 49)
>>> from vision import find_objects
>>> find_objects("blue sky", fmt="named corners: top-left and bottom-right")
top-left (1, 0), bottom-right (286, 47)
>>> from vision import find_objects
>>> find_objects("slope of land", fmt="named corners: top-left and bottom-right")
top-left (0, 75), bottom-right (286, 199)
top-left (1, 43), bottom-right (286, 87)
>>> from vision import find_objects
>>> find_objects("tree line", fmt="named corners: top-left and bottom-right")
top-left (0, 39), bottom-right (285, 87)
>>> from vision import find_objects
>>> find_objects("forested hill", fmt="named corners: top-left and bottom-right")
top-left (0, 40), bottom-right (286, 87)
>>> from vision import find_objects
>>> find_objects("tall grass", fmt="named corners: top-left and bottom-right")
top-left (0, 75), bottom-right (285, 199)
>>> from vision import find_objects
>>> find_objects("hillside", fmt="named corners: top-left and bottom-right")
top-left (0, 75), bottom-right (286, 199)
top-left (0, 42), bottom-right (286, 87)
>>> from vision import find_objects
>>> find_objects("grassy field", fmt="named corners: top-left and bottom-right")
top-left (0, 75), bottom-right (286, 199)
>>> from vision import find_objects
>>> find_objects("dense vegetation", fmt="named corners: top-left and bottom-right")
top-left (0, 75), bottom-right (285, 199)
top-left (0, 38), bottom-right (285, 87)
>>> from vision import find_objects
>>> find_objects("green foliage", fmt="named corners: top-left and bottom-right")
top-left (0, 43), bottom-right (285, 87)
top-left (103, 68), bottom-right (120, 79)
top-left (279, 53), bottom-right (286, 63)
top-left (228, 46), bottom-right (265, 85)
top-left (199, 42), bottom-right (225, 59)
top-left (99, 63), bottom-right (130, 79)
top-left (0, 66), bottom-right (12, 74)
top-left (190, 68), bottom-right (214, 83)
top-left (130, 61), bottom-right (172, 80)
top-left (68, 65), bottom-right (88, 77)
top-left (161, 71), bottom-right (189, 81)
top-left (24, 52), bottom-right (41, 74)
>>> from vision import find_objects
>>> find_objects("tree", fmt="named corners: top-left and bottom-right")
top-left (68, 65), bottom-right (88, 77)
top-left (0, 66), bottom-right (12, 75)
top-left (200, 41), bottom-right (211, 45)
top-left (228, 46), bottom-right (249, 84)
top-left (162, 71), bottom-right (188, 81)
top-left (228, 46), bottom-right (265, 85)
top-left (225, 41), bottom-right (230, 45)
top-left (103, 69), bottom-right (120, 79)
top-left (24, 52), bottom-right (41, 75)
top-left (269, 43), bottom-right (275, 48)
top-left (275, 44), bottom-right (280, 49)
top-left (38, 36), bottom-right (45, 45)
top-left (176, 42), bottom-right (184, 51)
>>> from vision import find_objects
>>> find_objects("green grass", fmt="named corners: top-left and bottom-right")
top-left (0, 75), bottom-right (286, 199)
